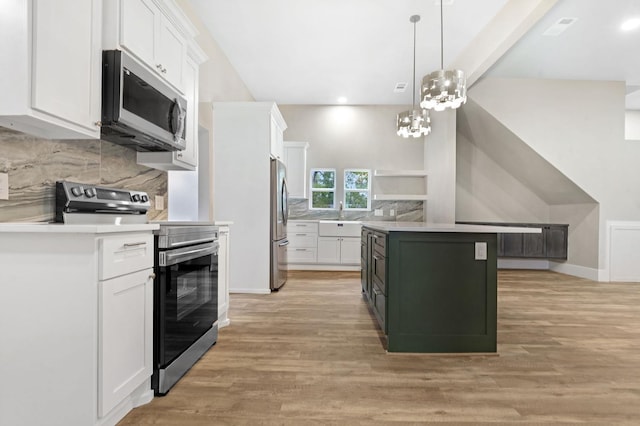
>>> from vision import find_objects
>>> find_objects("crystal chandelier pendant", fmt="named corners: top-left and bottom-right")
top-left (397, 15), bottom-right (431, 138)
top-left (420, 69), bottom-right (467, 111)
top-left (397, 109), bottom-right (431, 138)
top-left (420, 1), bottom-right (467, 111)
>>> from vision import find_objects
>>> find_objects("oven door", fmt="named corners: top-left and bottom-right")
top-left (155, 243), bottom-right (218, 368)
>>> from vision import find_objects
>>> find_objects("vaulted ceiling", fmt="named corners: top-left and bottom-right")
top-left (188, 0), bottom-right (640, 109)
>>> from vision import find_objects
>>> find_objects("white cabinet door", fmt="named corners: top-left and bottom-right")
top-left (99, 268), bottom-right (154, 417)
top-left (31, 0), bottom-right (101, 136)
top-left (317, 237), bottom-right (340, 264)
top-left (120, 0), bottom-right (157, 68)
top-left (270, 116), bottom-right (284, 160)
top-left (217, 226), bottom-right (230, 327)
top-left (119, 0), bottom-right (186, 93)
top-left (340, 237), bottom-right (361, 265)
top-left (283, 142), bottom-right (309, 199)
top-left (0, 0), bottom-right (101, 139)
top-left (157, 14), bottom-right (186, 91)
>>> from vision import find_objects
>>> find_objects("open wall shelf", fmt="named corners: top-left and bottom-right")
top-left (373, 194), bottom-right (428, 201)
top-left (374, 169), bottom-right (428, 177)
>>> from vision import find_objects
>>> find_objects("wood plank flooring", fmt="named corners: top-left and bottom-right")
top-left (120, 270), bottom-right (640, 425)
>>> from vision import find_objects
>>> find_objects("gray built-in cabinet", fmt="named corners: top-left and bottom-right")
top-left (459, 222), bottom-right (568, 260)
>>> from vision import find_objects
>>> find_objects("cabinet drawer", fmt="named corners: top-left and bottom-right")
top-left (288, 232), bottom-right (318, 248)
top-left (289, 221), bottom-right (319, 233)
top-left (372, 231), bottom-right (386, 254)
top-left (100, 234), bottom-right (154, 280)
top-left (372, 283), bottom-right (386, 332)
top-left (372, 251), bottom-right (386, 290)
top-left (286, 247), bottom-right (317, 263)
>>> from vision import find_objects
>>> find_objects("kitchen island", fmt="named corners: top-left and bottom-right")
top-left (361, 222), bottom-right (540, 353)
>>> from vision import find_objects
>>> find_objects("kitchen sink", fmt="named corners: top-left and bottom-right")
top-left (318, 220), bottom-right (362, 237)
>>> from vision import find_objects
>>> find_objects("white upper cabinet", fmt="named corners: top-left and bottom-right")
top-left (137, 45), bottom-right (207, 171)
top-left (270, 108), bottom-right (287, 160)
top-left (104, 0), bottom-right (195, 94)
top-left (0, 0), bottom-right (102, 139)
top-left (283, 141), bottom-right (310, 199)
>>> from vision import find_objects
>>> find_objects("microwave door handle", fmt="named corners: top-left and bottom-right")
top-left (172, 99), bottom-right (186, 142)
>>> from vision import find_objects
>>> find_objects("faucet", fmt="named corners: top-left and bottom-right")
top-left (338, 201), bottom-right (344, 220)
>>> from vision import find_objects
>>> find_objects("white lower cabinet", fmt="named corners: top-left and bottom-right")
top-left (287, 221), bottom-right (361, 269)
top-left (217, 224), bottom-right (231, 327)
top-left (318, 237), bottom-right (360, 265)
top-left (99, 268), bottom-right (153, 417)
top-left (287, 221), bottom-right (318, 265)
top-left (0, 226), bottom-right (157, 426)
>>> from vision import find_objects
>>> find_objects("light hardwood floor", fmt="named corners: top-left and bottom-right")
top-left (120, 270), bottom-right (640, 425)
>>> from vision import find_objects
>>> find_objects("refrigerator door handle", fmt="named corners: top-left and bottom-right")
top-left (278, 240), bottom-right (290, 247)
top-left (281, 177), bottom-right (288, 226)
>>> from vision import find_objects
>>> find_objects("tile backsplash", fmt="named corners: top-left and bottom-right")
top-left (0, 127), bottom-right (168, 222)
top-left (288, 198), bottom-right (424, 222)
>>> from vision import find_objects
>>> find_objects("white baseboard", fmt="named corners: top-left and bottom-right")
top-left (549, 261), bottom-right (601, 281)
top-left (229, 288), bottom-right (271, 294)
top-left (287, 264), bottom-right (360, 271)
top-left (497, 259), bottom-right (549, 270)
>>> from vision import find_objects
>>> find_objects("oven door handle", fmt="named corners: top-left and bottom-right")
top-left (160, 242), bottom-right (219, 266)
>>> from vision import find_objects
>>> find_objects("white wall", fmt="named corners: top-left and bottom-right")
top-left (469, 78), bottom-right (640, 275)
top-left (168, 2), bottom-right (254, 224)
top-left (279, 105), bottom-right (425, 204)
top-left (425, 109), bottom-right (457, 223)
top-left (625, 111), bottom-right (640, 140)
top-left (457, 130), bottom-right (550, 223)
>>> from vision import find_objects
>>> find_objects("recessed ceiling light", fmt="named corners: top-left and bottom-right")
top-left (621, 17), bottom-right (640, 32)
top-left (337, 96), bottom-right (347, 104)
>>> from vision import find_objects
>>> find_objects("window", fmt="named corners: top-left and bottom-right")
top-left (309, 168), bottom-right (336, 209)
top-left (344, 169), bottom-right (371, 211)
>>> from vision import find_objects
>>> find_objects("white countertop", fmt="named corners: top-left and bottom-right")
top-left (214, 220), bottom-right (234, 226)
top-left (0, 222), bottom-right (159, 233)
top-left (362, 221), bottom-right (542, 233)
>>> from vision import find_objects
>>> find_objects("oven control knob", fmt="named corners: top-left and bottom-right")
top-left (84, 187), bottom-right (96, 198)
top-left (141, 195), bottom-right (149, 203)
top-left (132, 194), bottom-right (141, 202)
top-left (71, 186), bottom-right (83, 197)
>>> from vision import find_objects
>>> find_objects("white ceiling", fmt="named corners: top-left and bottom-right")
top-left (188, 0), bottom-right (640, 109)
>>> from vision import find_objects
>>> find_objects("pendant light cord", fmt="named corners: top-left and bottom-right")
top-left (412, 18), bottom-right (417, 108)
top-left (440, 0), bottom-right (444, 69)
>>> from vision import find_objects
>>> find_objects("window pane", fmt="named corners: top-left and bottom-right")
top-left (311, 170), bottom-right (335, 189)
top-left (345, 191), bottom-right (368, 209)
top-left (312, 191), bottom-right (335, 209)
top-left (345, 171), bottom-right (369, 190)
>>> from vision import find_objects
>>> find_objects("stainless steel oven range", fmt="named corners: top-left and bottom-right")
top-left (55, 181), bottom-right (219, 396)
top-left (152, 223), bottom-right (219, 395)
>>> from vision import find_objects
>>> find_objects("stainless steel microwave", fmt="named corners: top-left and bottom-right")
top-left (101, 50), bottom-right (187, 152)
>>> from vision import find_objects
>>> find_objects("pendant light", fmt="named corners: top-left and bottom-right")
top-left (420, 1), bottom-right (467, 111)
top-left (397, 15), bottom-right (431, 138)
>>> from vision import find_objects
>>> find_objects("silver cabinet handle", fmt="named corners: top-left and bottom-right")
top-left (278, 240), bottom-right (290, 247)
top-left (123, 242), bottom-right (147, 248)
top-left (149, 273), bottom-right (156, 280)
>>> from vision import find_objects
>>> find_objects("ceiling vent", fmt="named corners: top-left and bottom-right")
top-left (394, 82), bottom-right (408, 93)
top-left (543, 17), bottom-right (578, 36)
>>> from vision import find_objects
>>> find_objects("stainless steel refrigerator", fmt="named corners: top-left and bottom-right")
top-left (270, 158), bottom-right (289, 290)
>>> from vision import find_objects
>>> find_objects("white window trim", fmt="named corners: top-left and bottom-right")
top-left (309, 168), bottom-right (337, 210)
top-left (344, 168), bottom-right (371, 211)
